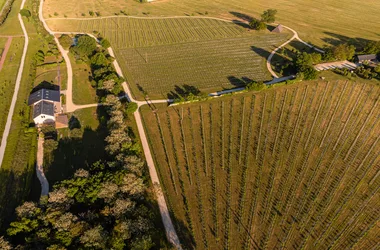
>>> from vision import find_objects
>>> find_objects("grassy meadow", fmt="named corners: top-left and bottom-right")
top-left (43, 0), bottom-right (380, 47)
top-left (141, 80), bottom-right (380, 249)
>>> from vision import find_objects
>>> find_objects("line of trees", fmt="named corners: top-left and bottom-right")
top-left (0, 36), bottom-right (169, 249)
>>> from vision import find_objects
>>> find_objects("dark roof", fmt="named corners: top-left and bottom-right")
top-left (33, 101), bottom-right (54, 118)
top-left (271, 24), bottom-right (284, 33)
top-left (28, 89), bottom-right (60, 105)
top-left (357, 54), bottom-right (377, 62)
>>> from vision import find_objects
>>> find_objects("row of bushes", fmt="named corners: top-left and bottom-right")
top-left (0, 0), bottom-right (15, 26)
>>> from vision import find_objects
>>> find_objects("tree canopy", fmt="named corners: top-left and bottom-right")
top-left (58, 34), bottom-right (73, 50)
top-left (20, 9), bottom-right (31, 18)
top-left (249, 18), bottom-right (267, 30)
top-left (71, 35), bottom-right (97, 59)
top-left (330, 44), bottom-right (356, 61)
top-left (261, 9), bottom-right (277, 23)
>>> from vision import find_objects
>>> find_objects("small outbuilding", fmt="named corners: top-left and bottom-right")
top-left (271, 24), bottom-right (284, 33)
top-left (355, 54), bottom-right (378, 64)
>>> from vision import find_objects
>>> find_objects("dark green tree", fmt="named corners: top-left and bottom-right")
top-left (71, 35), bottom-right (97, 59)
top-left (249, 18), bottom-right (267, 30)
top-left (20, 9), bottom-right (31, 18)
top-left (261, 9), bottom-right (277, 23)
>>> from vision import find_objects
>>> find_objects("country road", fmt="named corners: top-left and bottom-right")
top-left (0, 0), bottom-right (29, 168)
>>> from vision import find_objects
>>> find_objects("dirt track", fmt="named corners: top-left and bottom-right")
top-left (0, 36), bottom-right (12, 72)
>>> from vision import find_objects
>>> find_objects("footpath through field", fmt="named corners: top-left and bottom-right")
top-left (0, 36), bottom-right (12, 72)
top-left (0, 0), bottom-right (29, 169)
top-left (36, 135), bottom-right (49, 196)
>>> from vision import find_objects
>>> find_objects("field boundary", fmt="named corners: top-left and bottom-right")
top-left (0, 0), bottom-right (29, 168)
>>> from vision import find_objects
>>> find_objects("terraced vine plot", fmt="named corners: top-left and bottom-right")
top-left (141, 81), bottom-right (380, 249)
top-left (47, 17), bottom-right (252, 48)
top-left (116, 34), bottom-right (288, 99)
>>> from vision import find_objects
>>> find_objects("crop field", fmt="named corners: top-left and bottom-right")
top-left (116, 34), bottom-right (288, 99)
top-left (47, 17), bottom-right (255, 48)
top-left (141, 81), bottom-right (380, 249)
top-left (48, 17), bottom-right (289, 99)
top-left (44, 0), bottom-right (380, 47)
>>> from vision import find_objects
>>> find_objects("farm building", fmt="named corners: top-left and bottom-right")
top-left (355, 54), bottom-right (378, 64)
top-left (271, 24), bottom-right (284, 33)
top-left (28, 88), bottom-right (61, 125)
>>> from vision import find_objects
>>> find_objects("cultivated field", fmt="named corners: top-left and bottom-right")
top-left (47, 18), bottom-right (289, 99)
top-left (47, 17), bottom-right (260, 48)
top-left (117, 35), bottom-right (288, 99)
top-left (141, 81), bottom-right (380, 249)
top-left (43, 0), bottom-right (380, 47)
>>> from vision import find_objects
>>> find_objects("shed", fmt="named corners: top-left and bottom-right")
top-left (271, 24), bottom-right (284, 33)
top-left (356, 54), bottom-right (377, 63)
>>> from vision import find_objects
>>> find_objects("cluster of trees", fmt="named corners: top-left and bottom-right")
top-left (249, 9), bottom-right (277, 31)
top-left (60, 34), bottom-right (123, 98)
top-left (0, 32), bottom-right (168, 249)
top-left (323, 43), bottom-right (356, 61)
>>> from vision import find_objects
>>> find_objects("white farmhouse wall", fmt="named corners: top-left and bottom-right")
top-left (33, 114), bottom-right (55, 125)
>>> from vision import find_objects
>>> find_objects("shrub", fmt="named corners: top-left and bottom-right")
top-left (100, 38), bottom-right (111, 49)
top-left (58, 34), bottom-right (73, 50)
top-left (249, 18), bottom-right (267, 30)
top-left (125, 102), bottom-right (138, 114)
top-left (20, 9), bottom-right (31, 18)
top-left (246, 81), bottom-right (266, 91)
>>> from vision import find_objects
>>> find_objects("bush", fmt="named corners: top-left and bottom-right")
top-left (20, 9), bottom-right (31, 18)
top-left (100, 38), bottom-right (111, 49)
top-left (302, 66), bottom-right (319, 80)
top-left (249, 19), bottom-right (267, 30)
top-left (58, 34), bottom-right (73, 50)
top-left (125, 102), bottom-right (138, 114)
top-left (246, 81), bottom-right (266, 91)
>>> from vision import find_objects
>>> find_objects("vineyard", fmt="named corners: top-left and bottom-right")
top-left (116, 34), bottom-right (288, 99)
top-left (141, 81), bottom-right (380, 249)
top-left (47, 17), bottom-right (289, 99)
top-left (47, 17), bottom-right (256, 48)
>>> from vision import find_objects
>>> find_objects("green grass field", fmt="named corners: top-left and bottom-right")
top-left (0, 37), bottom-right (24, 143)
top-left (141, 80), bottom-right (379, 249)
top-left (34, 63), bottom-right (67, 90)
top-left (70, 54), bottom-right (98, 105)
top-left (44, 0), bottom-right (380, 47)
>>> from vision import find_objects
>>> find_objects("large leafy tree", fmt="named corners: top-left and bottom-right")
top-left (261, 9), bottom-right (277, 23)
top-left (71, 35), bottom-right (97, 59)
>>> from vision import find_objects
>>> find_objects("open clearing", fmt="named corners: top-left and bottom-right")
top-left (43, 0), bottom-right (380, 47)
top-left (47, 17), bottom-right (290, 99)
top-left (141, 81), bottom-right (380, 249)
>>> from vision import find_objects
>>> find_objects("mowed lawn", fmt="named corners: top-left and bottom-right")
top-left (117, 34), bottom-right (288, 99)
top-left (44, 0), bottom-right (380, 47)
top-left (141, 80), bottom-right (380, 249)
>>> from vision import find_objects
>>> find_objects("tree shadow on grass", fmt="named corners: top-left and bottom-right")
top-left (0, 164), bottom-right (36, 234)
top-left (45, 106), bottom-right (108, 187)
top-left (167, 84), bottom-right (202, 100)
top-left (32, 80), bottom-right (60, 93)
top-left (321, 32), bottom-right (375, 50)
top-left (230, 11), bottom-right (254, 22)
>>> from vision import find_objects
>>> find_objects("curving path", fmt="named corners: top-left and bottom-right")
top-left (267, 24), bottom-right (325, 78)
top-left (0, 0), bottom-right (29, 168)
